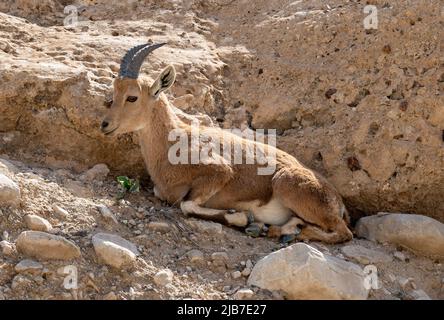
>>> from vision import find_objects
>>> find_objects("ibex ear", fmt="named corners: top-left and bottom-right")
top-left (150, 65), bottom-right (176, 98)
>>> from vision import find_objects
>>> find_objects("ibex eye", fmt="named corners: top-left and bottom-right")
top-left (126, 96), bottom-right (138, 103)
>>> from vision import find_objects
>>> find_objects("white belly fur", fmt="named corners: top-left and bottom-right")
top-left (237, 197), bottom-right (293, 226)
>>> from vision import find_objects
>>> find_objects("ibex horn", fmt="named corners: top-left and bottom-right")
top-left (119, 42), bottom-right (167, 79)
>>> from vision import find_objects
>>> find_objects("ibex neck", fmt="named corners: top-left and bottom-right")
top-left (138, 95), bottom-right (181, 177)
top-left (143, 95), bottom-right (180, 136)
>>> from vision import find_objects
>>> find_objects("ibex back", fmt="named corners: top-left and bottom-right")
top-left (101, 43), bottom-right (353, 244)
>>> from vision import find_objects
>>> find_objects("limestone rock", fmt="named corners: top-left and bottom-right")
top-left (0, 173), bottom-right (20, 207)
top-left (355, 213), bottom-right (444, 258)
top-left (52, 204), bottom-right (69, 219)
top-left (153, 269), bottom-right (173, 286)
top-left (14, 259), bottom-right (43, 274)
top-left (247, 243), bottom-right (369, 300)
top-left (147, 221), bottom-right (171, 233)
top-left (0, 240), bottom-right (16, 256)
top-left (81, 164), bottom-right (110, 182)
top-left (97, 205), bottom-right (118, 225)
top-left (234, 288), bottom-right (254, 300)
top-left (24, 214), bottom-right (52, 232)
top-left (92, 233), bottom-right (139, 269)
top-left (16, 231), bottom-right (81, 260)
top-left (341, 245), bottom-right (392, 264)
top-left (187, 249), bottom-right (205, 264)
top-left (187, 219), bottom-right (223, 235)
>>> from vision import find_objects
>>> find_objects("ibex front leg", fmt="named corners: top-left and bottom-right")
top-left (180, 175), bottom-right (249, 227)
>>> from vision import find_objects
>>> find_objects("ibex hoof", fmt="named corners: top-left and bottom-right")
top-left (280, 234), bottom-right (296, 244)
top-left (245, 223), bottom-right (262, 238)
top-left (279, 227), bottom-right (302, 244)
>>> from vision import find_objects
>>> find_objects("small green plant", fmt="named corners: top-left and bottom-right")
top-left (116, 176), bottom-right (140, 199)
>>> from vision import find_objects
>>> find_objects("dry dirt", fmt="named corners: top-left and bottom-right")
top-left (0, 157), bottom-right (443, 300)
top-left (0, 0), bottom-right (443, 300)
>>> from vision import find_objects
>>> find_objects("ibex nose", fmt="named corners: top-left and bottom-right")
top-left (101, 121), bottom-right (109, 130)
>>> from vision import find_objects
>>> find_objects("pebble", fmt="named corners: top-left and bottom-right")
top-left (187, 249), bottom-right (205, 264)
top-left (0, 240), bottom-right (15, 256)
top-left (154, 269), bottom-right (174, 286)
top-left (52, 204), bottom-right (69, 219)
top-left (187, 219), bottom-right (223, 235)
top-left (16, 231), bottom-right (81, 260)
top-left (241, 267), bottom-right (251, 277)
top-left (147, 221), bottom-right (171, 233)
top-left (103, 291), bottom-right (118, 300)
top-left (234, 288), bottom-right (254, 300)
top-left (14, 259), bottom-right (43, 274)
top-left (81, 164), bottom-right (109, 182)
top-left (394, 251), bottom-right (407, 262)
top-left (24, 214), bottom-right (53, 232)
top-left (92, 233), bottom-right (139, 269)
top-left (0, 173), bottom-right (20, 207)
top-left (232, 271), bottom-right (242, 279)
top-left (97, 205), bottom-right (118, 225)
top-left (409, 289), bottom-right (431, 300)
top-left (211, 252), bottom-right (229, 266)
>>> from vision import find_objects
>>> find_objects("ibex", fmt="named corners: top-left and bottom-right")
top-left (101, 43), bottom-right (353, 244)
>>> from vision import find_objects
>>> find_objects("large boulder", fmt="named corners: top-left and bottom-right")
top-left (355, 213), bottom-right (444, 259)
top-left (247, 243), bottom-right (369, 300)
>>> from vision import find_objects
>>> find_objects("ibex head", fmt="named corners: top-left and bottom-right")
top-left (101, 43), bottom-right (176, 136)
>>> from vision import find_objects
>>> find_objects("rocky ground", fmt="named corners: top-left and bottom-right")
top-left (0, 0), bottom-right (443, 300)
top-left (0, 157), bottom-right (443, 300)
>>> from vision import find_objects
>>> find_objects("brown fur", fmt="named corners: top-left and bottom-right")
top-left (101, 66), bottom-right (353, 244)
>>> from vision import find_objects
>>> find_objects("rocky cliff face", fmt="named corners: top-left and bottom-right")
top-left (0, 0), bottom-right (443, 221)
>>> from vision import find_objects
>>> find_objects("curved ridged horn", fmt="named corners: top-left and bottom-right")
top-left (119, 43), bottom-right (151, 78)
top-left (119, 42), bottom-right (167, 79)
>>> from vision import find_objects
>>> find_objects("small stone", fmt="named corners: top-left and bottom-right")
top-left (147, 221), bottom-right (171, 233)
top-left (92, 233), bottom-right (139, 269)
top-left (223, 285), bottom-right (231, 292)
top-left (246, 259), bottom-right (253, 269)
top-left (11, 274), bottom-right (33, 291)
top-left (341, 245), bottom-right (392, 264)
top-left (241, 267), bottom-right (251, 277)
top-left (52, 204), bottom-right (69, 219)
top-left (187, 219), bottom-right (223, 235)
top-left (81, 164), bottom-right (109, 182)
top-left (211, 252), bottom-right (229, 268)
top-left (14, 259), bottom-right (43, 274)
top-left (397, 277), bottom-right (411, 290)
top-left (0, 240), bottom-right (15, 256)
top-left (187, 249), bottom-right (204, 264)
top-left (234, 288), bottom-right (254, 300)
top-left (232, 271), bottom-right (242, 279)
top-left (0, 173), bottom-right (20, 207)
top-left (97, 205), bottom-right (118, 225)
top-left (409, 289), bottom-right (431, 300)
top-left (16, 231), bottom-right (81, 261)
top-left (393, 251), bottom-right (407, 262)
top-left (154, 269), bottom-right (173, 286)
top-left (24, 215), bottom-right (53, 232)
top-left (103, 291), bottom-right (118, 300)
